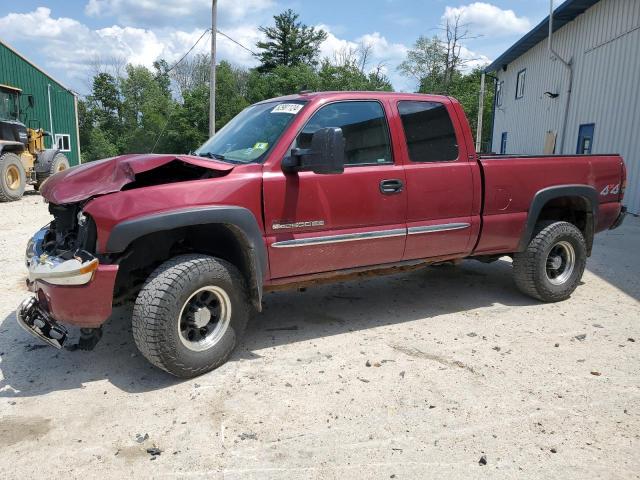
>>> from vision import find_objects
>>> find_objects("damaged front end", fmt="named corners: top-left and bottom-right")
top-left (18, 202), bottom-right (112, 349)
top-left (26, 203), bottom-right (98, 286)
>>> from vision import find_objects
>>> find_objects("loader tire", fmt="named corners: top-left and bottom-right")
top-left (35, 153), bottom-right (69, 188)
top-left (0, 152), bottom-right (26, 202)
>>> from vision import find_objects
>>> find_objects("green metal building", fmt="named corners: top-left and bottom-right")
top-left (0, 39), bottom-right (80, 165)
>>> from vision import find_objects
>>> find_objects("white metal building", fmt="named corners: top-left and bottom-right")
top-left (486, 0), bottom-right (640, 214)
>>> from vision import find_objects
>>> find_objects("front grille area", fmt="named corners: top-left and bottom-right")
top-left (45, 203), bottom-right (96, 256)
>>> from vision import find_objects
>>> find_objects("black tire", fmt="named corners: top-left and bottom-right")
top-left (0, 152), bottom-right (26, 202)
top-left (132, 254), bottom-right (250, 378)
top-left (513, 221), bottom-right (587, 302)
top-left (35, 152), bottom-right (69, 188)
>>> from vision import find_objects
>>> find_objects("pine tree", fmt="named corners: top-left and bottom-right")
top-left (256, 9), bottom-right (327, 71)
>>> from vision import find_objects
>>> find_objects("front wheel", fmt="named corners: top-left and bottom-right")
top-left (0, 152), bottom-right (26, 202)
top-left (132, 254), bottom-right (250, 378)
top-left (513, 221), bottom-right (587, 302)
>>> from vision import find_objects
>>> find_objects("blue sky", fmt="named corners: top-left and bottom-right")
top-left (0, 1), bottom-right (559, 95)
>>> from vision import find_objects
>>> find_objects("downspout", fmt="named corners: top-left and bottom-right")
top-left (548, 0), bottom-right (573, 154)
top-left (47, 84), bottom-right (55, 149)
top-left (73, 93), bottom-right (81, 164)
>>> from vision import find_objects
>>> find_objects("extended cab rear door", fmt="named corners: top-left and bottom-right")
top-left (263, 98), bottom-right (407, 279)
top-left (390, 97), bottom-right (481, 260)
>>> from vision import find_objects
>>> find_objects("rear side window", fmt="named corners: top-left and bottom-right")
top-left (398, 101), bottom-right (458, 162)
top-left (298, 101), bottom-right (392, 166)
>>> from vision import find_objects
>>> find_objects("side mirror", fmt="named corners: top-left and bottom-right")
top-left (283, 127), bottom-right (345, 175)
top-left (27, 94), bottom-right (35, 108)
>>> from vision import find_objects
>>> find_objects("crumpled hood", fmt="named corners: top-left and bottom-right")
top-left (40, 153), bottom-right (235, 205)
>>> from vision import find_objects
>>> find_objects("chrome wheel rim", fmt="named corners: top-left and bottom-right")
top-left (6, 164), bottom-right (20, 190)
top-left (546, 240), bottom-right (575, 285)
top-left (178, 286), bottom-right (231, 352)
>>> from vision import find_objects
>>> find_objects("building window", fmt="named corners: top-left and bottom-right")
top-left (496, 81), bottom-right (504, 107)
top-left (397, 101), bottom-right (459, 162)
top-left (55, 134), bottom-right (71, 152)
top-left (515, 69), bottom-right (526, 99)
top-left (577, 124), bottom-right (595, 154)
top-left (500, 132), bottom-right (508, 154)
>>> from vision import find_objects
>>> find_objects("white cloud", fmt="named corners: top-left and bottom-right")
top-left (85, 0), bottom-right (275, 26)
top-left (1, 7), bottom-right (480, 94)
top-left (0, 7), bottom-right (84, 39)
top-left (443, 2), bottom-right (531, 36)
top-left (317, 25), bottom-right (410, 90)
top-left (0, 7), bottom-right (262, 91)
top-left (457, 45), bottom-right (491, 71)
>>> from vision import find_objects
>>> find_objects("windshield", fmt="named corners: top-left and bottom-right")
top-left (195, 100), bottom-right (306, 164)
top-left (0, 89), bottom-right (19, 122)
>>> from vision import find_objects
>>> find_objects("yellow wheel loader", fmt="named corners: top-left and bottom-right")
top-left (0, 84), bottom-right (70, 202)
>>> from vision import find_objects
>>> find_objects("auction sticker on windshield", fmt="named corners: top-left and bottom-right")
top-left (272, 103), bottom-right (304, 114)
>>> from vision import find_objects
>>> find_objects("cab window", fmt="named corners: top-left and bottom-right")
top-left (297, 101), bottom-right (392, 166)
top-left (398, 101), bottom-right (458, 162)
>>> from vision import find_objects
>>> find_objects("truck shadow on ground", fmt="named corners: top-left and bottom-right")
top-left (0, 259), bottom-right (536, 396)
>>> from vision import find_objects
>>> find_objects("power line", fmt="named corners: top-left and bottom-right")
top-left (216, 29), bottom-right (258, 56)
top-left (165, 28), bottom-right (212, 74)
top-left (162, 27), bottom-right (257, 77)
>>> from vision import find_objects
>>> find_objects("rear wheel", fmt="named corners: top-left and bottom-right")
top-left (35, 152), bottom-right (69, 189)
top-left (132, 254), bottom-right (250, 378)
top-left (513, 221), bottom-right (587, 302)
top-left (0, 152), bottom-right (26, 202)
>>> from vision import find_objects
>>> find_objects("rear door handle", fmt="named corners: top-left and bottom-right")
top-left (380, 179), bottom-right (404, 194)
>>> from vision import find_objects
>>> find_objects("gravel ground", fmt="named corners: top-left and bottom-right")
top-left (1, 193), bottom-right (639, 479)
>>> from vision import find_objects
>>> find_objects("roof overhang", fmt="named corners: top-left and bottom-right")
top-left (0, 83), bottom-right (22, 93)
top-left (485, 0), bottom-right (601, 72)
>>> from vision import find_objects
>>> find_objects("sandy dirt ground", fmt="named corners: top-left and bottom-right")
top-left (0, 193), bottom-right (639, 479)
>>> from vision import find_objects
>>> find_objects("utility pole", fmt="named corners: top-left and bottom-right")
top-left (475, 72), bottom-right (485, 153)
top-left (209, 0), bottom-right (218, 137)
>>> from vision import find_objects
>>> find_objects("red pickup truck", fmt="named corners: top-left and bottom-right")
top-left (17, 91), bottom-right (627, 377)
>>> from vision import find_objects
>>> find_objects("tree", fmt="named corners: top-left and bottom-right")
top-left (318, 60), bottom-right (392, 92)
top-left (446, 67), bottom-right (494, 150)
top-left (246, 64), bottom-right (320, 103)
top-left (398, 36), bottom-right (447, 93)
top-left (256, 9), bottom-right (327, 71)
top-left (170, 53), bottom-right (211, 98)
top-left (214, 61), bottom-right (250, 130)
top-left (119, 64), bottom-right (173, 153)
top-left (161, 85), bottom-right (210, 154)
top-left (440, 14), bottom-right (478, 91)
top-left (83, 128), bottom-right (118, 162)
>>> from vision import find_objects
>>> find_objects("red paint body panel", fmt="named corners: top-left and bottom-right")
top-left (475, 154), bottom-right (625, 254)
top-left (31, 265), bottom-right (119, 328)
top-left (41, 153), bottom-right (234, 205)
top-left (31, 91), bottom-right (627, 328)
top-left (84, 164), bottom-right (264, 253)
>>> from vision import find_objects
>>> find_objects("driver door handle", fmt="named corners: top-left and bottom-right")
top-left (380, 179), bottom-right (404, 195)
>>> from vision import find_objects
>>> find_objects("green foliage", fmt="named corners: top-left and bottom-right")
top-left (398, 36), bottom-right (447, 93)
top-left (318, 60), bottom-right (392, 92)
top-left (161, 85), bottom-right (210, 154)
top-left (82, 128), bottom-right (118, 162)
top-left (256, 9), bottom-right (328, 71)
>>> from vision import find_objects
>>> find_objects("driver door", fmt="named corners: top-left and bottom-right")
top-left (263, 100), bottom-right (407, 279)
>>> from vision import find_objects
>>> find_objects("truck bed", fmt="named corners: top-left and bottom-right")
top-left (473, 153), bottom-right (625, 255)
